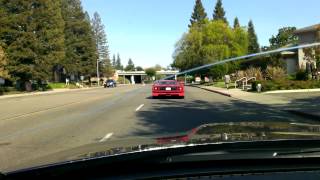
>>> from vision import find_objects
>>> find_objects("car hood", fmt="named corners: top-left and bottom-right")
top-left (7, 121), bottom-right (320, 173)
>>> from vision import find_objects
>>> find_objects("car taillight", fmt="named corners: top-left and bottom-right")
top-left (153, 87), bottom-right (158, 90)
top-left (179, 87), bottom-right (183, 91)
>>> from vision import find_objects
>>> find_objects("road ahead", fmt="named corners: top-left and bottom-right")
top-left (0, 85), bottom-right (314, 172)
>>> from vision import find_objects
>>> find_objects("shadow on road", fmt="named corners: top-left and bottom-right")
top-left (127, 97), bottom-right (316, 137)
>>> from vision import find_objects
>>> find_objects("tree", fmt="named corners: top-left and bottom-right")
top-left (233, 17), bottom-right (240, 29)
top-left (145, 68), bottom-right (156, 78)
top-left (125, 58), bottom-right (135, 71)
top-left (103, 60), bottom-right (114, 78)
top-left (115, 53), bottom-right (123, 70)
top-left (1, 0), bottom-right (65, 83)
top-left (111, 54), bottom-right (116, 67)
top-left (189, 0), bottom-right (207, 27)
top-left (269, 27), bottom-right (298, 49)
top-left (247, 20), bottom-right (260, 54)
top-left (213, 0), bottom-right (228, 24)
top-left (172, 20), bottom-right (248, 78)
top-left (136, 66), bottom-right (144, 71)
top-left (62, 0), bottom-right (97, 78)
top-left (92, 12), bottom-right (112, 77)
top-left (0, 45), bottom-right (9, 79)
top-left (154, 64), bottom-right (162, 71)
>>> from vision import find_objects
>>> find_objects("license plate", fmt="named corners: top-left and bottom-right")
top-left (165, 87), bottom-right (171, 91)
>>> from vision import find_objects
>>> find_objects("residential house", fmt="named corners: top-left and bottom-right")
top-left (283, 24), bottom-right (320, 74)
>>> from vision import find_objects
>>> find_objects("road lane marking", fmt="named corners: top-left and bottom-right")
top-left (135, 104), bottom-right (144, 111)
top-left (99, 133), bottom-right (113, 142)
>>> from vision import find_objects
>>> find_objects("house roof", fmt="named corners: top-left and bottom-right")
top-left (294, 24), bottom-right (320, 34)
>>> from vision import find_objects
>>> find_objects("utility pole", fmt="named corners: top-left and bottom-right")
top-left (97, 58), bottom-right (100, 86)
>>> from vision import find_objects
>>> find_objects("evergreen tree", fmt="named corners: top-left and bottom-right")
top-left (233, 17), bottom-right (240, 29)
top-left (116, 53), bottom-right (123, 70)
top-left (125, 58), bottom-right (135, 71)
top-left (91, 12), bottom-right (112, 76)
top-left (112, 54), bottom-right (116, 68)
top-left (0, 45), bottom-right (9, 79)
top-left (0, 0), bottom-right (65, 82)
top-left (33, 0), bottom-right (65, 80)
top-left (213, 0), bottom-right (228, 24)
top-left (62, 0), bottom-right (97, 78)
top-left (247, 20), bottom-right (260, 54)
top-left (189, 0), bottom-right (207, 27)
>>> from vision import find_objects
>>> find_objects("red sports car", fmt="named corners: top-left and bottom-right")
top-left (152, 80), bottom-right (184, 98)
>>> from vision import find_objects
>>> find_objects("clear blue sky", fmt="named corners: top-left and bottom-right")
top-left (81, 0), bottom-right (320, 68)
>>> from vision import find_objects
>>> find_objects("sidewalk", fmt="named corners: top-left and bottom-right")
top-left (192, 85), bottom-right (320, 120)
top-left (0, 86), bottom-right (102, 100)
top-left (192, 85), bottom-right (290, 105)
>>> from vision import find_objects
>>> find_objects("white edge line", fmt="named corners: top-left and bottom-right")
top-left (135, 104), bottom-right (144, 112)
top-left (99, 133), bottom-right (113, 142)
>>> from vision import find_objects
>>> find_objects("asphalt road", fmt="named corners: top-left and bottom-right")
top-left (0, 85), bottom-right (315, 172)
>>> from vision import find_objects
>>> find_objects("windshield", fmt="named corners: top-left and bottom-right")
top-left (1, 0), bottom-right (320, 173)
top-left (157, 81), bottom-right (178, 85)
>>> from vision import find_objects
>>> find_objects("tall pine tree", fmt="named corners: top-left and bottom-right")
top-left (213, 0), bottom-right (228, 24)
top-left (233, 17), bottom-right (240, 29)
top-left (189, 0), bottom-right (207, 27)
top-left (0, 45), bottom-right (9, 79)
top-left (91, 12), bottom-right (113, 77)
top-left (111, 54), bottom-right (116, 68)
top-left (125, 58), bottom-right (135, 71)
top-left (116, 53), bottom-right (123, 70)
top-left (247, 20), bottom-right (260, 54)
top-left (0, 0), bottom-right (65, 83)
top-left (62, 0), bottom-right (97, 79)
top-left (33, 0), bottom-right (65, 81)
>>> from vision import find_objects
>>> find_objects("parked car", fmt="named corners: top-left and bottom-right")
top-left (152, 80), bottom-right (184, 98)
top-left (104, 79), bottom-right (117, 88)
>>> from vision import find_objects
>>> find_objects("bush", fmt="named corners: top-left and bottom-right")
top-left (295, 70), bottom-right (308, 80)
top-left (265, 66), bottom-right (286, 80)
top-left (260, 79), bottom-right (320, 92)
top-left (245, 66), bottom-right (264, 80)
top-left (117, 76), bottom-right (130, 84)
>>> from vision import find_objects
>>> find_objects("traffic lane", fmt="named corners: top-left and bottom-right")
top-left (0, 85), bottom-right (147, 172)
top-left (131, 86), bottom-right (313, 136)
top-left (0, 85), bottom-right (141, 121)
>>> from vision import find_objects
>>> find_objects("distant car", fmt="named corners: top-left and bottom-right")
top-left (104, 79), bottom-right (117, 88)
top-left (152, 80), bottom-right (184, 98)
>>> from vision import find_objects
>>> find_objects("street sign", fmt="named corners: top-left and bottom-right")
top-left (0, 78), bottom-right (5, 85)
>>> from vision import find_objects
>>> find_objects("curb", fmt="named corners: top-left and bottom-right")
top-left (0, 87), bottom-right (102, 100)
top-left (263, 88), bottom-right (320, 94)
top-left (188, 85), bottom-right (232, 97)
top-left (285, 109), bottom-right (320, 121)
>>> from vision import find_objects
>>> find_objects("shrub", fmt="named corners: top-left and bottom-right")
top-left (265, 66), bottom-right (286, 80)
top-left (117, 76), bottom-right (130, 84)
top-left (245, 66), bottom-right (264, 80)
top-left (260, 79), bottom-right (320, 92)
top-left (295, 69), bottom-right (308, 80)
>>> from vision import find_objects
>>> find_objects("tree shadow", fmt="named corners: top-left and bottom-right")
top-left (124, 97), bottom-right (315, 137)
